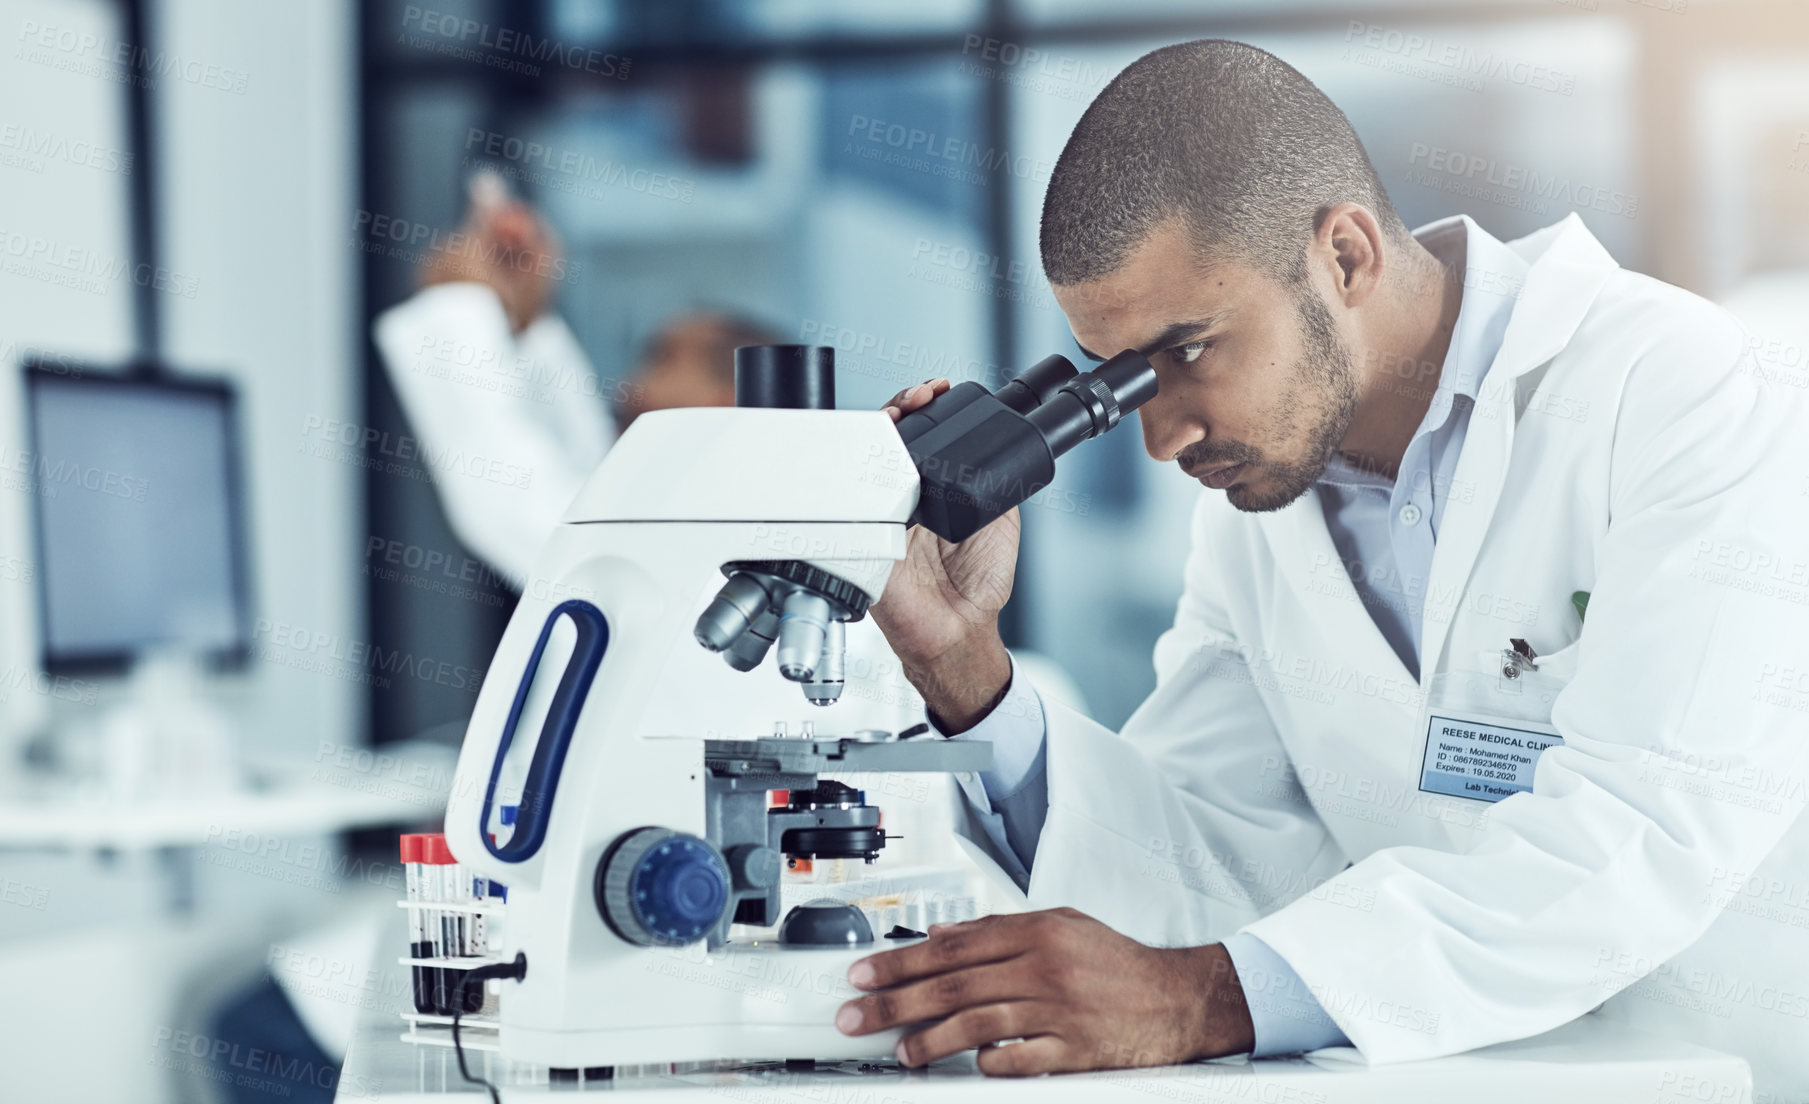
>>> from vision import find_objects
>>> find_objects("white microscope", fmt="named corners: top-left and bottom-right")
top-left (443, 343), bottom-right (1156, 1077)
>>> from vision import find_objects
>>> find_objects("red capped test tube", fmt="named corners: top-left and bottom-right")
top-left (400, 834), bottom-right (436, 1014)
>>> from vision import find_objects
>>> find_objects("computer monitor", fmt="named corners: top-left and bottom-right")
top-left (23, 364), bottom-right (252, 671)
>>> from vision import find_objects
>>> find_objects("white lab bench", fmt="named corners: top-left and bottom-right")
top-left (0, 742), bottom-right (456, 1104)
top-left (339, 912), bottom-right (1754, 1103)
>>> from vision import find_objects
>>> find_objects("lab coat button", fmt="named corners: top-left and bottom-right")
top-left (957, 772), bottom-right (973, 783)
top-left (1399, 503), bottom-right (1423, 526)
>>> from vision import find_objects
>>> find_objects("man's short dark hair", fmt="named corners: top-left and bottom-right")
top-left (1040, 39), bottom-right (1409, 287)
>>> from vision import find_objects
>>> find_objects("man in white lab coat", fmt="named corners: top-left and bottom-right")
top-left (834, 39), bottom-right (1809, 1099)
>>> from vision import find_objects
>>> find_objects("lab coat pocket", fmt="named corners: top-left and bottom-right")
top-left (1429, 644), bottom-right (1580, 728)
top-left (1487, 642), bottom-right (1578, 721)
top-left (1415, 645), bottom-right (1579, 805)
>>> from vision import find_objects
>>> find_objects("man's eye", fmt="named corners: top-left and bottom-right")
top-left (1171, 341), bottom-right (1210, 364)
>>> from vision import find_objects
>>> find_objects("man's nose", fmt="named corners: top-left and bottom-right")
top-left (1138, 398), bottom-right (1205, 462)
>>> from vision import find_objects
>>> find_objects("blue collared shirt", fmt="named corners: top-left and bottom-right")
top-left (1317, 215), bottom-right (1525, 679)
top-left (940, 215), bottom-right (1527, 1056)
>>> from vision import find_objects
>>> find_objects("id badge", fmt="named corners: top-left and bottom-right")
top-left (1417, 644), bottom-right (1576, 803)
top-left (1418, 713), bottom-right (1562, 801)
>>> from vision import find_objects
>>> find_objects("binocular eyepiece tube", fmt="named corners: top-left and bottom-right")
top-left (1024, 350), bottom-right (1160, 457)
top-left (895, 348), bottom-right (1158, 543)
top-left (991, 354), bottom-right (1081, 415)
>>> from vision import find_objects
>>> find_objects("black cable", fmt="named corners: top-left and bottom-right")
top-left (452, 953), bottom-right (527, 1104)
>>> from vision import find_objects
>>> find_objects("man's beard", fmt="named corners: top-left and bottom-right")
top-left (1190, 288), bottom-right (1359, 513)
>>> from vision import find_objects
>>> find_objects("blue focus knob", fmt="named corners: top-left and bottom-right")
top-left (596, 828), bottom-right (731, 947)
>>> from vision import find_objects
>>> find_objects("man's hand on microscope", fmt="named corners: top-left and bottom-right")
top-left (834, 908), bottom-right (1256, 1074)
top-left (870, 379), bottom-right (1019, 734)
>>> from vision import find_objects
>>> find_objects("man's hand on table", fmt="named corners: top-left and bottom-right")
top-left (834, 908), bottom-right (1255, 1075)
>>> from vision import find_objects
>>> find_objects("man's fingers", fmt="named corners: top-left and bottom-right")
top-left (837, 959), bottom-right (1029, 1036)
top-left (895, 1001), bottom-right (1038, 1067)
top-left (882, 384), bottom-right (920, 410)
top-left (485, 201), bottom-right (534, 241)
top-left (901, 378), bottom-right (950, 404)
top-left (880, 378), bottom-right (951, 420)
top-left (848, 915), bottom-right (1013, 990)
top-left (975, 1035), bottom-right (1069, 1077)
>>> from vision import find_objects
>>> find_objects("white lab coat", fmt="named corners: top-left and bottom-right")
top-left (373, 282), bottom-right (618, 588)
top-left (957, 215), bottom-right (1809, 1096)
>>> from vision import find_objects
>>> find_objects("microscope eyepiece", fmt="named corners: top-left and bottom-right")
top-left (1093, 347), bottom-right (1161, 412)
top-left (1025, 349), bottom-right (1159, 457)
top-left (991, 354), bottom-right (1078, 415)
top-left (898, 349), bottom-right (1157, 542)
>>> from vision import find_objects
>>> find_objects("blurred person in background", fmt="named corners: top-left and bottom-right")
top-left (367, 181), bottom-right (1084, 730)
top-left (373, 181), bottom-right (779, 587)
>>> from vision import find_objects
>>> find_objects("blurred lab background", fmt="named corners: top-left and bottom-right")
top-left (0, 0), bottom-right (1804, 1100)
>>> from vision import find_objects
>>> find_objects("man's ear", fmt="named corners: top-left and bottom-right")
top-left (1315, 203), bottom-right (1386, 308)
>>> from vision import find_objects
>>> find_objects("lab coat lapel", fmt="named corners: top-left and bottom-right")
top-left (1256, 492), bottom-right (1438, 853)
top-left (1418, 215), bottom-right (1620, 675)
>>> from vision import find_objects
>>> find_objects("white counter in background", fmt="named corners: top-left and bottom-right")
top-left (0, 738), bottom-right (458, 853)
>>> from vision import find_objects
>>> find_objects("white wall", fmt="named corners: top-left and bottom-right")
top-left (0, 0), bottom-right (363, 758)
top-left (150, 0), bottom-right (363, 764)
top-left (0, 0), bottom-right (137, 742)
top-left (0, 2), bottom-right (363, 1100)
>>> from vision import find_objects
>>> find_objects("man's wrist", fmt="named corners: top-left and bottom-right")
top-left (1178, 943), bottom-right (1256, 1060)
top-left (905, 635), bottom-right (1011, 735)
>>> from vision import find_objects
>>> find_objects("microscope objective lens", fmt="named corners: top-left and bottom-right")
top-left (775, 591), bottom-right (832, 680)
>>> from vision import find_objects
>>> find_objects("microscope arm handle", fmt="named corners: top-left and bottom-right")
top-left (478, 599), bottom-right (611, 866)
